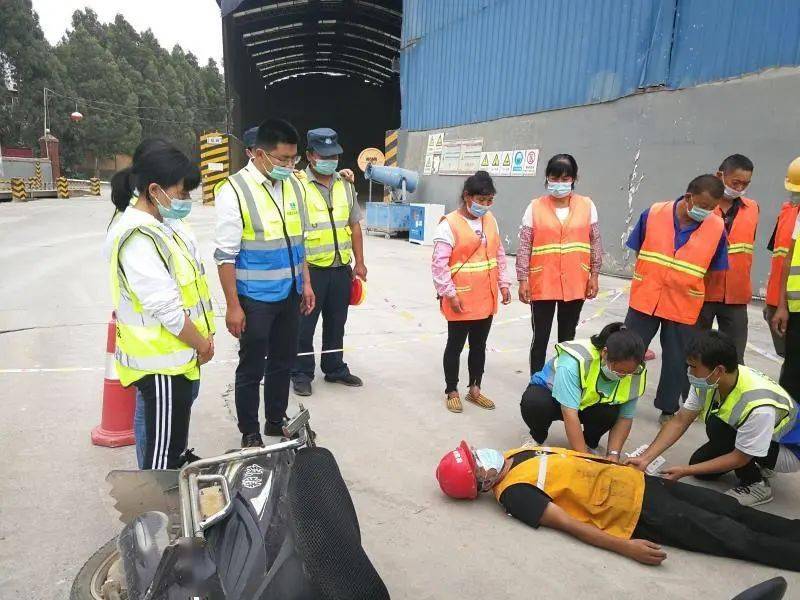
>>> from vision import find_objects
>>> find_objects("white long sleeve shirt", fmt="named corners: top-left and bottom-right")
top-left (213, 160), bottom-right (284, 265)
top-left (104, 206), bottom-right (202, 336)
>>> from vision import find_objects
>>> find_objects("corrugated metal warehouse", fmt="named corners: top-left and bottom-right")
top-left (220, 0), bottom-right (800, 294)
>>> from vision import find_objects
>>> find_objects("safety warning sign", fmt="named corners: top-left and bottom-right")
top-left (523, 148), bottom-right (540, 176)
top-left (499, 151), bottom-right (512, 176)
top-left (511, 150), bottom-right (525, 176)
top-left (488, 151), bottom-right (501, 176)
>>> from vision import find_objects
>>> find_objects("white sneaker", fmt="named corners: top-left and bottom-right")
top-left (724, 480), bottom-right (774, 507)
top-left (758, 465), bottom-right (777, 480)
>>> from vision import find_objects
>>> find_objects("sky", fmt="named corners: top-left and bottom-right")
top-left (31, 0), bottom-right (225, 67)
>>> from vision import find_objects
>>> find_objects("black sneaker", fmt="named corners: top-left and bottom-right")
top-left (324, 373), bottom-right (363, 387)
top-left (293, 380), bottom-right (312, 396)
top-left (241, 432), bottom-right (265, 448)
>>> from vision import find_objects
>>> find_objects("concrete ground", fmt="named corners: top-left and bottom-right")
top-left (1, 196), bottom-right (799, 599)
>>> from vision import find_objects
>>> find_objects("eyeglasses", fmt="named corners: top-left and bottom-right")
top-left (610, 363), bottom-right (646, 378)
top-left (266, 153), bottom-right (301, 168)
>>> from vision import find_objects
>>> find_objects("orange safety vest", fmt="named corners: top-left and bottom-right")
top-left (629, 200), bottom-right (724, 325)
top-left (766, 202), bottom-right (800, 307)
top-left (528, 194), bottom-right (592, 301)
top-left (440, 211), bottom-right (500, 321)
top-left (704, 197), bottom-right (758, 304)
top-left (493, 446), bottom-right (645, 539)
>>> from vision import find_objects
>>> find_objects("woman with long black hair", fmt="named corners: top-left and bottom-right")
top-left (106, 139), bottom-right (215, 469)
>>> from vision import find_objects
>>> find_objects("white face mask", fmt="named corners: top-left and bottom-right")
top-left (721, 176), bottom-right (749, 200)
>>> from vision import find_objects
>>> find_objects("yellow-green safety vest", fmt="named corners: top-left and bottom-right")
top-left (300, 172), bottom-right (355, 267)
top-left (110, 223), bottom-right (216, 387)
top-left (555, 339), bottom-right (647, 410)
top-left (695, 365), bottom-right (797, 441)
top-left (787, 236), bottom-right (800, 312)
top-left (216, 168), bottom-right (306, 302)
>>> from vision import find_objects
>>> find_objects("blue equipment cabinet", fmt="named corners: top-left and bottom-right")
top-left (365, 203), bottom-right (411, 238)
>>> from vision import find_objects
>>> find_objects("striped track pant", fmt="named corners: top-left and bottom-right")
top-left (135, 374), bottom-right (194, 470)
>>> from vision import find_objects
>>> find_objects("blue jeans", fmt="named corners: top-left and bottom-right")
top-left (135, 378), bottom-right (200, 468)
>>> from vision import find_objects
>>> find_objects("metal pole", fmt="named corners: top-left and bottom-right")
top-left (401, 178), bottom-right (406, 204)
top-left (43, 88), bottom-right (49, 159)
top-left (368, 179), bottom-right (372, 203)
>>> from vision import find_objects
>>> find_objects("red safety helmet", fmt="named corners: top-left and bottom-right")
top-left (435, 440), bottom-right (478, 499)
top-left (350, 277), bottom-right (366, 306)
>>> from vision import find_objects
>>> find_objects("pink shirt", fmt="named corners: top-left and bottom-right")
top-left (431, 234), bottom-right (511, 299)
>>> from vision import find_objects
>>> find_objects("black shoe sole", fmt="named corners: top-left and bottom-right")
top-left (294, 387), bottom-right (312, 396)
top-left (324, 377), bottom-right (363, 387)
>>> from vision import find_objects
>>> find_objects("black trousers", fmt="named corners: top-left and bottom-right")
top-left (443, 316), bottom-right (493, 393)
top-left (135, 374), bottom-right (194, 470)
top-left (634, 476), bottom-right (800, 571)
top-left (519, 384), bottom-right (620, 448)
top-left (529, 299), bottom-right (584, 375)
top-left (779, 312), bottom-right (800, 408)
top-left (292, 265), bottom-right (351, 382)
top-left (696, 302), bottom-right (748, 364)
top-left (236, 292), bottom-right (300, 434)
top-left (624, 307), bottom-right (694, 413)
top-left (689, 415), bottom-right (781, 486)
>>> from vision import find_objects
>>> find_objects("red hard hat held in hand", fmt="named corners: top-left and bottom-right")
top-left (435, 440), bottom-right (478, 499)
top-left (350, 277), bottom-right (367, 306)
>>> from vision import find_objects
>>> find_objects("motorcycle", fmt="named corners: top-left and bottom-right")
top-left (71, 406), bottom-right (390, 600)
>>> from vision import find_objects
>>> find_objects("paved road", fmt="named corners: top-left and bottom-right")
top-left (1, 197), bottom-right (798, 599)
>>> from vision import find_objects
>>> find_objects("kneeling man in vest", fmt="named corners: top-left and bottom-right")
top-left (291, 128), bottom-right (366, 396)
top-left (628, 330), bottom-right (799, 507)
top-left (436, 441), bottom-right (800, 571)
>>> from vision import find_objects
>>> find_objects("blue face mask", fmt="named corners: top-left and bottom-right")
top-left (262, 153), bottom-right (293, 181)
top-left (475, 448), bottom-right (505, 491)
top-left (600, 363), bottom-right (622, 381)
top-left (687, 198), bottom-right (712, 222)
top-left (547, 181), bottom-right (572, 198)
top-left (313, 158), bottom-right (339, 176)
top-left (155, 188), bottom-right (192, 220)
top-left (687, 367), bottom-right (720, 390)
top-left (468, 201), bottom-right (489, 218)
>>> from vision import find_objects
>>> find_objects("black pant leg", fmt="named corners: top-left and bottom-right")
top-left (292, 268), bottom-right (327, 383)
top-left (264, 293), bottom-right (301, 426)
top-left (636, 478), bottom-right (800, 571)
top-left (138, 374), bottom-right (193, 470)
top-left (530, 300), bottom-right (557, 375)
top-left (466, 316), bottom-right (493, 387)
top-left (556, 299), bottom-right (585, 342)
top-left (520, 384), bottom-right (562, 443)
top-left (319, 266), bottom-right (351, 377)
top-left (235, 296), bottom-right (277, 434)
top-left (444, 321), bottom-right (470, 393)
top-left (579, 403), bottom-right (621, 449)
top-left (623, 308), bottom-right (660, 352)
top-left (717, 303), bottom-right (748, 365)
top-left (695, 302), bottom-right (717, 332)
top-left (655, 318), bottom-right (692, 413)
top-left (689, 415), bottom-right (738, 480)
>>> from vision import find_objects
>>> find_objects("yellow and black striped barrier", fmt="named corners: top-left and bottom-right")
top-left (11, 178), bottom-right (27, 201)
top-left (89, 177), bottom-right (101, 196)
top-left (57, 177), bottom-right (69, 199)
top-left (199, 131), bottom-right (230, 205)
top-left (33, 162), bottom-right (43, 189)
top-left (383, 129), bottom-right (398, 203)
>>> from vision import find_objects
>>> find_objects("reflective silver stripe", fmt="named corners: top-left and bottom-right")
top-left (558, 342), bottom-right (593, 381)
top-left (235, 267), bottom-right (294, 281)
top-left (288, 175), bottom-right (305, 208)
top-left (289, 234), bottom-right (304, 246)
top-left (344, 180), bottom-right (355, 209)
top-left (115, 347), bottom-right (195, 370)
top-left (535, 454), bottom-right (548, 490)
top-left (115, 299), bottom-right (160, 328)
top-left (626, 371), bottom-right (645, 402)
top-left (789, 266), bottom-right (800, 276)
top-left (730, 389), bottom-right (793, 426)
top-left (214, 248), bottom-right (238, 262)
top-left (241, 238), bottom-right (289, 251)
top-left (307, 241), bottom-right (352, 256)
top-left (231, 172), bottom-right (265, 235)
top-left (787, 291), bottom-right (800, 300)
top-left (307, 218), bottom-right (350, 231)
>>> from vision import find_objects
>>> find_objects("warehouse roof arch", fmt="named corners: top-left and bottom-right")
top-left (219, 0), bottom-right (401, 87)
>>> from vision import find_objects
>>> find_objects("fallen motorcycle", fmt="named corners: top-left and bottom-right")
top-left (71, 406), bottom-right (389, 599)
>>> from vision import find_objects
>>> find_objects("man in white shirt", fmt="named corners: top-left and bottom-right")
top-left (627, 331), bottom-right (799, 507)
top-left (214, 118), bottom-right (315, 448)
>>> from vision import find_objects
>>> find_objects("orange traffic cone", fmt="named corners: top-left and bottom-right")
top-left (91, 314), bottom-right (136, 447)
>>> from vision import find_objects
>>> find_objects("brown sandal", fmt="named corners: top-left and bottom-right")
top-left (465, 391), bottom-right (495, 410)
top-left (446, 393), bottom-right (463, 413)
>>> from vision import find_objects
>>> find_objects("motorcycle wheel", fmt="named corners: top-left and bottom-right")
top-left (70, 537), bottom-right (127, 600)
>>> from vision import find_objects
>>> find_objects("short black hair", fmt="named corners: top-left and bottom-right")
top-left (462, 170), bottom-right (496, 197)
top-left (686, 330), bottom-right (739, 373)
top-left (590, 322), bottom-right (645, 363)
top-left (719, 154), bottom-right (754, 174)
top-left (545, 154), bottom-right (578, 181)
top-left (255, 118), bottom-right (299, 151)
top-left (687, 174), bottom-right (724, 199)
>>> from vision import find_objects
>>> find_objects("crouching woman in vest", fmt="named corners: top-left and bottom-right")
top-left (107, 140), bottom-right (215, 470)
top-left (520, 322), bottom-right (646, 460)
top-left (432, 171), bottom-right (512, 413)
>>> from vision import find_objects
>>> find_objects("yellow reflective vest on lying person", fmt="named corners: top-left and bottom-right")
top-left (298, 171), bottom-right (355, 267)
top-left (493, 446), bottom-right (645, 539)
top-left (109, 223), bottom-right (216, 387)
top-left (554, 339), bottom-right (647, 409)
top-left (216, 167), bottom-right (306, 302)
top-left (695, 366), bottom-right (798, 441)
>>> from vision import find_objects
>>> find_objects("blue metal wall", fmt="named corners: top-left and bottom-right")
top-left (401, 0), bottom-right (800, 130)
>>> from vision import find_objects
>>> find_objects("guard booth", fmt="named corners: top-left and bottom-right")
top-left (217, 0), bottom-right (402, 198)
